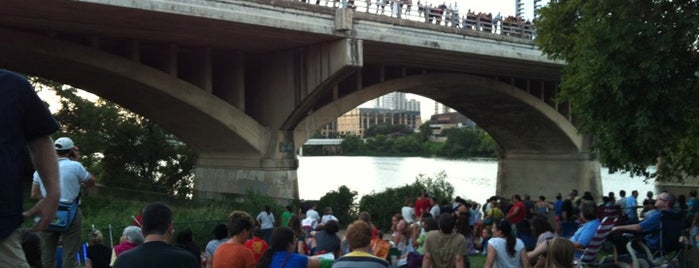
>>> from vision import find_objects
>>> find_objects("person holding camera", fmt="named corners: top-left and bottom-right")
top-left (32, 137), bottom-right (96, 268)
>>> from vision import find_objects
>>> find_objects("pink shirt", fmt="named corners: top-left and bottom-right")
top-left (114, 241), bottom-right (139, 257)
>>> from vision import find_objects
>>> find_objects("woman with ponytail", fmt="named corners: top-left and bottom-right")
top-left (257, 227), bottom-right (323, 268)
top-left (484, 220), bottom-right (530, 268)
top-left (257, 205), bottom-right (275, 243)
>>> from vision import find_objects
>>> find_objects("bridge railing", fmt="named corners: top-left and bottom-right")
top-left (292, 0), bottom-right (536, 39)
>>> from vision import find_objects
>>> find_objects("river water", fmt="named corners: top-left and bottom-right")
top-left (297, 156), bottom-right (656, 203)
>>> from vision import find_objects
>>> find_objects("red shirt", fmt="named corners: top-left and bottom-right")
top-left (244, 237), bottom-right (269, 262)
top-left (507, 201), bottom-right (526, 224)
top-left (414, 197), bottom-right (430, 218)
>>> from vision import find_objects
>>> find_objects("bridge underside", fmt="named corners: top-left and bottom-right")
top-left (0, 0), bottom-right (601, 202)
top-left (297, 73), bottom-right (602, 200)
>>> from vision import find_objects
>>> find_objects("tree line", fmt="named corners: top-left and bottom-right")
top-left (305, 122), bottom-right (498, 158)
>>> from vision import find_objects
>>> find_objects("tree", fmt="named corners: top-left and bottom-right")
top-left (418, 121), bottom-right (434, 142)
top-left (392, 135), bottom-right (421, 154)
top-left (34, 78), bottom-right (198, 198)
top-left (440, 127), bottom-right (497, 157)
top-left (317, 186), bottom-right (358, 225)
top-left (364, 123), bottom-right (413, 138)
top-left (358, 171), bottom-right (454, 230)
top-left (365, 134), bottom-right (393, 154)
top-left (340, 134), bottom-right (363, 154)
top-left (536, 0), bottom-right (699, 181)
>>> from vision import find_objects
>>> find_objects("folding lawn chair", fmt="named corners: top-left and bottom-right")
top-left (577, 216), bottom-right (618, 266)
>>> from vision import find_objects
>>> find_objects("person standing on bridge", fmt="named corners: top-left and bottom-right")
top-left (32, 137), bottom-right (96, 268)
top-left (0, 69), bottom-right (60, 268)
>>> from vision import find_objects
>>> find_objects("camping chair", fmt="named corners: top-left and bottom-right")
top-left (624, 210), bottom-right (686, 268)
top-left (576, 216), bottom-right (618, 266)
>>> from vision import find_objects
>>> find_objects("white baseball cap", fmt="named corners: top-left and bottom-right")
top-left (54, 137), bottom-right (75, 151)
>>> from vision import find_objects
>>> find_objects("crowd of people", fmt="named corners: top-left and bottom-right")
top-left (57, 188), bottom-right (695, 267)
top-left (293, 0), bottom-right (536, 39)
top-left (4, 68), bottom-right (699, 268)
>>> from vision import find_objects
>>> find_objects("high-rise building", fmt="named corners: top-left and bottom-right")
top-left (515, 0), bottom-right (525, 18)
top-left (376, 92), bottom-right (420, 112)
top-left (407, 99), bottom-right (420, 112)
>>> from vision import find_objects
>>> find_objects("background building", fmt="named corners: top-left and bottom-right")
top-left (375, 92), bottom-right (421, 112)
top-left (314, 92), bottom-right (423, 138)
top-left (337, 108), bottom-right (421, 138)
top-left (427, 112), bottom-right (476, 141)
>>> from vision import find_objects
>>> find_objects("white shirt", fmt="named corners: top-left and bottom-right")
top-left (302, 217), bottom-right (317, 229)
top-left (488, 237), bottom-right (525, 268)
top-left (33, 157), bottom-right (90, 203)
top-left (430, 204), bottom-right (441, 218)
top-left (401, 206), bottom-right (415, 224)
top-left (321, 214), bottom-right (338, 225)
top-left (306, 209), bottom-right (320, 222)
top-left (256, 211), bottom-right (275, 229)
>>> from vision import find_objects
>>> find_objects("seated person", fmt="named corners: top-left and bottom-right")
top-left (333, 220), bottom-right (390, 268)
top-left (570, 202), bottom-right (601, 250)
top-left (611, 191), bottom-right (676, 251)
top-left (528, 202), bottom-right (600, 260)
top-left (533, 237), bottom-right (575, 268)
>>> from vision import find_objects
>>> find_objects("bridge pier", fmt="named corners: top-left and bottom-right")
top-left (194, 154), bottom-right (299, 204)
top-left (496, 153), bottom-right (602, 201)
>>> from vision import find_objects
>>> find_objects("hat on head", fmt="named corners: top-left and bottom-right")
top-left (54, 137), bottom-right (75, 151)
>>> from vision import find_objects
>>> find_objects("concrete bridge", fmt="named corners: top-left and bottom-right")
top-left (0, 0), bottom-right (601, 202)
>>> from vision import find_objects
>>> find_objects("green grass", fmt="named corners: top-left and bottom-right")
top-left (470, 254), bottom-right (486, 268)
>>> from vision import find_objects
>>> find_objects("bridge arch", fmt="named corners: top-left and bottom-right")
top-left (296, 73), bottom-right (601, 198)
top-left (296, 73), bottom-right (584, 154)
top-left (0, 29), bottom-right (269, 157)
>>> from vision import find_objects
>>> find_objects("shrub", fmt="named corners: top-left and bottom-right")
top-left (317, 186), bottom-right (358, 226)
top-left (358, 171), bottom-right (454, 231)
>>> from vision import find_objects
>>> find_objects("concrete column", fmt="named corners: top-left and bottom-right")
top-left (194, 154), bottom-right (299, 204)
top-left (496, 152), bottom-right (602, 201)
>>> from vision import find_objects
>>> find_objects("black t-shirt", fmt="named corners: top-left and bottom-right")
top-left (561, 199), bottom-right (574, 221)
top-left (314, 231), bottom-right (341, 256)
top-left (0, 70), bottom-right (59, 239)
top-left (87, 244), bottom-right (112, 268)
top-left (113, 241), bottom-right (199, 268)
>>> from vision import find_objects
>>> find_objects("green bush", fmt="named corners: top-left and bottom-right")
top-left (23, 187), bottom-right (286, 251)
top-left (358, 171), bottom-right (454, 231)
top-left (317, 186), bottom-right (358, 226)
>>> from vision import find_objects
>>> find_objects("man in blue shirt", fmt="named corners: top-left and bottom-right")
top-left (612, 191), bottom-right (674, 251)
top-left (528, 202), bottom-right (600, 260)
top-left (571, 202), bottom-right (601, 250)
top-left (625, 190), bottom-right (639, 223)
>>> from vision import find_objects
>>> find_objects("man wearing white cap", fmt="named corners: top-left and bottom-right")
top-left (32, 136), bottom-right (96, 268)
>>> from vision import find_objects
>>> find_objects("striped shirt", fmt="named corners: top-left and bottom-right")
top-left (332, 251), bottom-right (389, 268)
